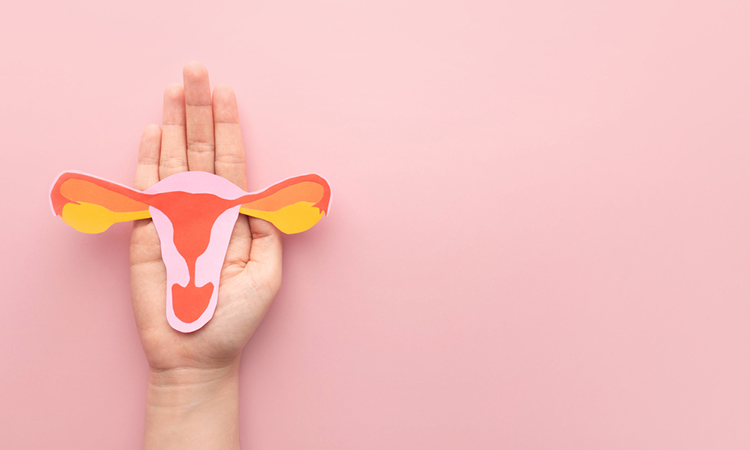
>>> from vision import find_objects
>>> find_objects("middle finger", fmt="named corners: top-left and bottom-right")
top-left (183, 61), bottom-right (215, 173)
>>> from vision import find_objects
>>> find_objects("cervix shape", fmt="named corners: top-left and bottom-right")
top-left (50, 171), bottom-right (331, 333)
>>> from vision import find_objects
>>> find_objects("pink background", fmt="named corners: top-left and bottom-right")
top-left (1, 1), bottom-right (749, 448)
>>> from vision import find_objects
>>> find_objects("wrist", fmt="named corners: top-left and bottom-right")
top-left (146, 361), bottom-right (239, 407)
top-left (148, 362), bottom-right (240, 395)
top-left (144, 363), bottom-right (241, 450)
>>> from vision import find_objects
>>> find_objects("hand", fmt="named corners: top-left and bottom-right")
top-left (129, 62), bottom-right (281, 449)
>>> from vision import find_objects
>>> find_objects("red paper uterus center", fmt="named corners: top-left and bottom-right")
top-left (149, 191), bottom-right (236, 324)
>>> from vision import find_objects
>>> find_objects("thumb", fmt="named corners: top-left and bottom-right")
top-left (245, 217), bottom-right (283, 297)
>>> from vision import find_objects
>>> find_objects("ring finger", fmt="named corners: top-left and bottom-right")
top-left (159, 83), bottom-right (188, 179)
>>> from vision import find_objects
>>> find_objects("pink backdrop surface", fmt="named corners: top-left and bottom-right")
top-left (1, 1), bottom-right (749, 448)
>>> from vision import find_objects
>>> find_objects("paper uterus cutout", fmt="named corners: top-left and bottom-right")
top-left (50, 171), bottom-right (331, 333)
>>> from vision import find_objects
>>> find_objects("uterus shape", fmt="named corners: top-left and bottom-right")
top-left (50, 171), bottom-right (331, 333)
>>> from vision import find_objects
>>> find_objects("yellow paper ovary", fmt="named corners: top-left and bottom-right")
top-left (61, 202), bottom-right (151, 234)
top-left (240, 202), bottom-right (324, 234)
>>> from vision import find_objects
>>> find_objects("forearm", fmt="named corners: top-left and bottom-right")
top-left (144, 363), bottom-right (241, 450)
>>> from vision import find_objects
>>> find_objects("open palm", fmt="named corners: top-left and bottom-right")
top-left (129, 62), bottom-right (281, 372)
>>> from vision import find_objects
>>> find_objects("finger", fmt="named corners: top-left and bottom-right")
top-left (183, 61), bottom-right (215, 173)
top-left (213, 84), bottom-right (247, 190)
top-left (131, 125), bottom-right (165, 329)
top-left (159, 83), bottom-right (188, 179)
top-left (223, 218), bottom-right (252, 268)
top-left (247, 218), bottom-right (282, 285)
top-left (134, 124), bottom-right (161, 190)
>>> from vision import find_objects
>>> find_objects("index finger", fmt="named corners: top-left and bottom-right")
top-left (213, 83), bottom-right (247, 190)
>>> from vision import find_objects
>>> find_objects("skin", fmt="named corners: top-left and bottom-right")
top-left (130, 61), bottom-right (281, 449)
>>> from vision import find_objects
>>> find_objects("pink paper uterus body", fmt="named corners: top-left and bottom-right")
top-left (144, 172), bottom-right (247, 333)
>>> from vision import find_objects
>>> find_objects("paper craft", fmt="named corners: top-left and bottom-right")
top-left (50, 171), bottom-right (331, 333)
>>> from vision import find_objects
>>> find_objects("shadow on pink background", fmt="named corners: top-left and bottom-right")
top-left (1, 0), bottom-right (749, 448)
